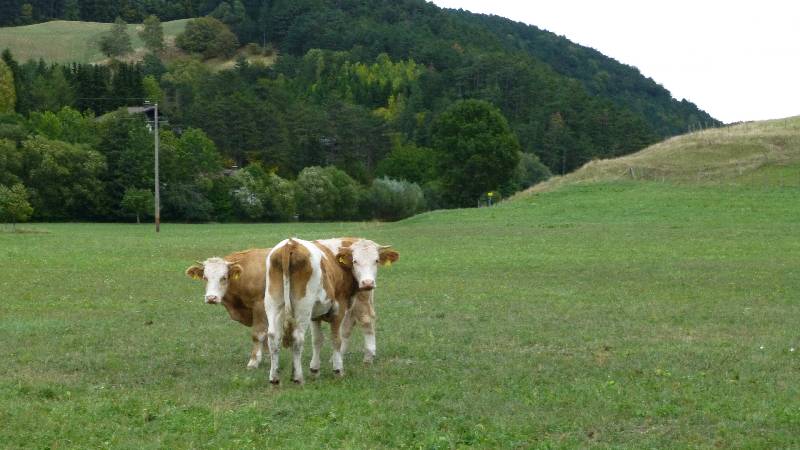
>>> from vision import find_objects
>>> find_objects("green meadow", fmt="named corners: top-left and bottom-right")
top-left (1, 179), bottom-right (799, 448)
top-left (0, 19), bottom-right (188, 63)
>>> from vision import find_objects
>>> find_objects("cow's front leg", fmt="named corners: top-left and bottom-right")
top-left (329, 314), bottom-right (344, 377)
top-left (309, 320), bottom-right (323, 376)
top-left (248, 305), bottom-right (268, 369)
top-left (339, 307), bottom-right (355, 355)
top-left (362, 320), bottom-right (376, 364)
top-left (265, 300), bottom-right (282, 385)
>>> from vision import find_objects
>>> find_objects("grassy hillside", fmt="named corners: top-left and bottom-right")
top-left (1, 178), bottom-right (799, 447)
top-left (0, 19), bottom-right (188, 64)
top-left (519, 116), bottom-right (800, 196)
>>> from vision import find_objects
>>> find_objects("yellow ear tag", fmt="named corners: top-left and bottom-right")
top-left (383, 260), bottom-right (392, 268)
top-left (192, 275), bottom-right (201, 280)
top-left (338, 257), bottom-right (346, 264)
top-left (232, 273), bottom-right (240, 280)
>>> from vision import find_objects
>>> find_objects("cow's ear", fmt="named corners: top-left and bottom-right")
top-left (379, 247), bottom-right (399, 266)
top-left (228, 263), bottom-right (243, 281)
top-left (336, 249), bottom-right (353, 268)
top-left (185, 264), bottom-right (204, 280)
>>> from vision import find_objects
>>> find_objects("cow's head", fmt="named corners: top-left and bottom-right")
top-left (336, 240), bottom-right (399, 291)
top-left (185, 257), bottom-right (243, 304)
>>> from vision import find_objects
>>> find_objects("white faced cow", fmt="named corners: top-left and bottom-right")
top-left (185, 248), bottom-right (270, 369)
top-left (316, 238), bottom-right (399, 363)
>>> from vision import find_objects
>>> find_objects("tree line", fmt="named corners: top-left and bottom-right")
top-left (0, 0), bottom-right (721, 224)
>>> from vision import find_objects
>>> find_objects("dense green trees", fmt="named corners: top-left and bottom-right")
top-left (19, 136), bottom-right (107, 220)
top-left (0, 0), bottom-right (723, 222)
top-left (431, 100), bottom-right (521, 206)
top-left (0, 59), bottom-right (14, 113)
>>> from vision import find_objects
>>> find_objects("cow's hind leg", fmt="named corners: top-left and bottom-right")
top-left (265, 301), bottom-right (282, 385)
top-left (309, 320), bottom-right (323, 376)
top-left (291, 318), bottom-right (309, 384)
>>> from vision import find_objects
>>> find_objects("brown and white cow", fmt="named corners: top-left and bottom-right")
top-left (315, 238), bottom-right (399, 363)
top-left (185, 248), bottom-right (271, 369)
top-left (264, 238), bottom-right (364, 385)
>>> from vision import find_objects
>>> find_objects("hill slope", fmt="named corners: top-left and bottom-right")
top-left (517, 116), bottom-right (800, 197)
top-left (0, 19), bottom-right (188, 64)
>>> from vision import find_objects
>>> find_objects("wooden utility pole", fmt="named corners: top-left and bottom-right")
top-left (154, 102), bottom-right (160, 233)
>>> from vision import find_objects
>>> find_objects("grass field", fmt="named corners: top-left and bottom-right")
top-left (0, 19), bottom-right (188, 64)
top-left (2, 180), bottom-right (799, 448)
top-left (519, 116), bottom-right (800, 196)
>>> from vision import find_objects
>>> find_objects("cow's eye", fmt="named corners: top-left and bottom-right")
top-left (222, 277), bottom-right (227, 282)
top-left (375, 259), bottom-right (379, 263)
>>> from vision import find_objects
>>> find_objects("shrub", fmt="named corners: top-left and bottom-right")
top-left (162, 182), bottom-right (214, 222)
top-left (294, 166), bottom-right (360, 221)
top-left (176, 16), bottom-right (239, 60)
top-left (120, 187), bottom-right (153, 223)
top-left (231, 164), bottom-right (295, 221)
top-left (514, 152), bottom-right (552, 190)
top-left (98, 18), bottom-right (133, 58)
top-left (0, 183), bottom-right (33, 231)
top-left (361, 177), bottom-right (425, 221)
top-left (375, 140), bottom-right (436, 184)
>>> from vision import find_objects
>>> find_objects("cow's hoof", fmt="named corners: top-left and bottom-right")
top-left (333, 369), bottom-right (344, 377)
top-left (309, 367), bottom-right (320, 375)
top-left (269, 379), bottom-right (280, 386)
top-left (247, 361), bottom-right (259, 369)
top-left (292, 378), bottom-right (304, 385)
top-left (363, 355), bottom-right (374, 364)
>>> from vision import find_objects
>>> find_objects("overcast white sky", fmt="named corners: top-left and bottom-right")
top-left (429, 0), bottom-right (800, 124)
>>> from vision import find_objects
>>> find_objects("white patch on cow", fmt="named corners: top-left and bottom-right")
top-left (316, 238), bottom-right (344, 255)
top-left (349, 240), bottom-right (381, 290)
top-left (200, 257), bottom-right (230, 303)
top-left (363, 332), bottom-right (376, 363)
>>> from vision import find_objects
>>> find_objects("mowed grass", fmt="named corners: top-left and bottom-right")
top-left (0, 19), bottom-right (188, 63)
top-left (1, 182), bottom-right (800, 448)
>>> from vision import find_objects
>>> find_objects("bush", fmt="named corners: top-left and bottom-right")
top-left (176, 16), bottom-right (239, 60)
top-left (120, 187), bottom-right (153, 223)
top-left (294, 166), bottom-right (360, 221)
top-left (514, 152), bottom-right (552, 190)
top-left (231, 164), bottom-right (295, 221)
top-left (375, 140), bottom-right (436, 184)
top-left (361, 177), bottom-right (425, 221)
top-left (162, 182), bottom-right (214, 222)
top-left (0, 183), bottom-right (33, 231)
top-left (98, 18), bottom-right (133, 58)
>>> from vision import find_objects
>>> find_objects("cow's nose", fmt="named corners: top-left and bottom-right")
top-left (360, 279), bottom-right (375, 290)
top-left (205, 295), bottom-right (219, 304)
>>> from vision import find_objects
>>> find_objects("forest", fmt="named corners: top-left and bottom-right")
top-left (0, 0), bottom-right (720, 223)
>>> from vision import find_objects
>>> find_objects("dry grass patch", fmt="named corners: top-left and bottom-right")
top-left (515, 116), bottom-right (800, 198)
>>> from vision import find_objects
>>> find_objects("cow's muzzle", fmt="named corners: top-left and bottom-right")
top-left (205, 295), bottom-right (221, 304)
top-left (359, 280), bottom-right (375, 291)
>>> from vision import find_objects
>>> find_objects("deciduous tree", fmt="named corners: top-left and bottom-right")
top-left (0, 183), bottom-right (33, 231)
top-left (431, 99), bottom-right (521, 207)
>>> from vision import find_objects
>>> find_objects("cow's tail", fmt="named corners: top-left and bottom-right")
top-left (281, 239), bottom-right (296, 348)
